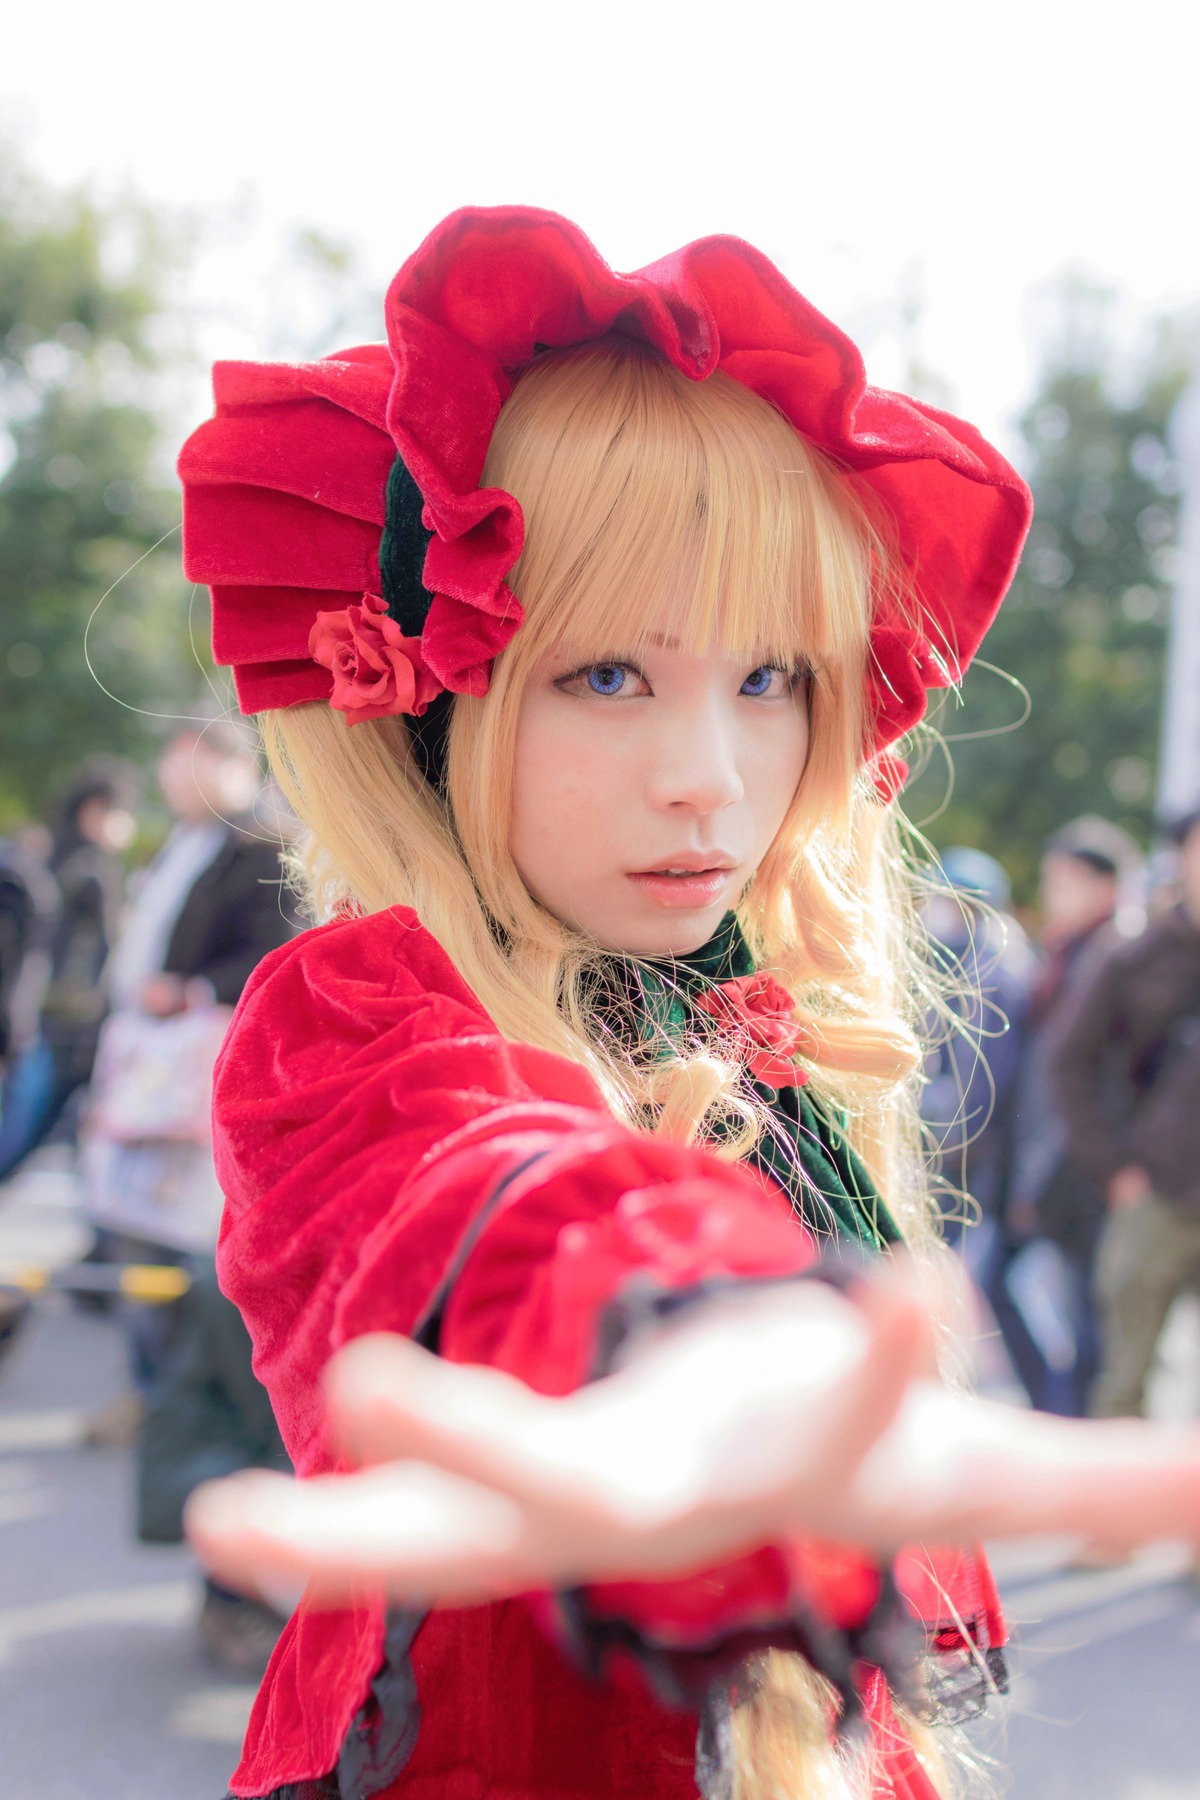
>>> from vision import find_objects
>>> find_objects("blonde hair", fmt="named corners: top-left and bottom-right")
top-left (261, 337), bottom-right (953, 1796)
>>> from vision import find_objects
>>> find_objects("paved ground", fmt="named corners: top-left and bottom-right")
top-left (3, 1151), bottom-right (1200, 1799)
top-left (0, 1155), bottom-right (255, 1799)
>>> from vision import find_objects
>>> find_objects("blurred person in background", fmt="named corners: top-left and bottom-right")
top-left (85, 716), bottom-right (297, 1398)
top-left (999, 817), bottom-right (1142, 1416)
top-left (82, 717), bottom-right (297, 1670)
top-left (920, 846), bottom-right (1036, 1238)
top-left (138, 1261), bottom-right (292, 1674)
top-left (0, 760), bottom-right (135, 1180)
top-left (105, 720), bottom-right (292, 1022)
top-left (1054, 805), bottom-right (1200, 1420)
top-left (0, 827), bottom-right (60, 1348)
top-left (0, 827), bottom-right (59, 1077)
top-left (919, 849), bottom-right (1039, 1384)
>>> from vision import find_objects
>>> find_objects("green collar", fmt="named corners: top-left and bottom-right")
top-left (651, 909), bottom-right (753, 987)
top-left (620, 914), bottom-right (901, 1252)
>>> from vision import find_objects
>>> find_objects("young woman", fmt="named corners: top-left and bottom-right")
top-left (178, 208), bottom-right (1200, 1800)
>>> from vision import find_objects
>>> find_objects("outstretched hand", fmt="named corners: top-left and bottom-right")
top-left (186, 1271), bottom-right (1200, 1609)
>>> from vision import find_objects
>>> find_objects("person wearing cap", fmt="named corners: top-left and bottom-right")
top-left (1053, 807), bottom-right (1200, 1418)
top-left (996, 818), bottom-right (1142, 1415)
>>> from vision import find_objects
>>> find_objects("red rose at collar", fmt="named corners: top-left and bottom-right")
top-left (692, 974), bottom-right (814, 1088)
top-left (308, 592), bottom-right (442, 724)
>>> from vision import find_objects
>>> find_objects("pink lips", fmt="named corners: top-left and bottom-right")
top-left (626, 856), bottom-right (737, 910)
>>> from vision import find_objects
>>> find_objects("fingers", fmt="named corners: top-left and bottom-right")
top-left (185, 1460), bottom-right (530, 1607)
top-left (185, 1471), bottom-right (302, 1603)
top-left (325, 1335), bottom-right (600, 1513)
top-left (851, 1383), bottom-right (1200, 1551)
top-left (327, 1334), bottom-right (530, 1464)
top-left (959, 1410), bottom-right (1200, 1548)
top-left (545, 1275), bottom-right (935, 1558)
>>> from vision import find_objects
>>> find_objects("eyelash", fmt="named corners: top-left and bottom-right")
top-left (557, 661), bottom-right (809, 698)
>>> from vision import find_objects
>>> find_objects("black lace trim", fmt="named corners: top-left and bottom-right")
top-left (591, 1251), bottom-right (877, 1377)
top-left (555, 1561), bottom-right (921, 1724)
top-left (921, 1643), bottom-right (1009, 1725)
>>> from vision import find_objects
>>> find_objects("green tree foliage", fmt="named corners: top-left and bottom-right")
top-left (0, 148), bottom-right (199, 827)
top-left (906, 282), bottom-right (1187, 899)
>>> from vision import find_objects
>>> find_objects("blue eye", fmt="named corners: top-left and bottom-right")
top-left (586, 665), bottom-right (627, 696)
top-left (741, 665), bottom-right (776, 696)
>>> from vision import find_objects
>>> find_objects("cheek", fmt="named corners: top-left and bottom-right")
top-left (509, 703), bottom-right (625, 895)
top-left (750, 708), bottom-right (811, 841)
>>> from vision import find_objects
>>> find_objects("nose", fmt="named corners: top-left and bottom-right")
top-left (644, 697), bottom-right (744, 816)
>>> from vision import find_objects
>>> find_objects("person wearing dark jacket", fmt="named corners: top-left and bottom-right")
top-left (1053, 806), bottom-right (1200, 1418)
top-left (0, 831), bottom-right (59, 1070)
top-left (106, 723), bottom-right (293, 1021)
top-left (1001, 817), bottom-right (1141, 1414)
top-left (0, 762), bottom-right (133, 1179)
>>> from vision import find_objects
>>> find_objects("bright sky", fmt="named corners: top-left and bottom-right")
top-left (4, 0), bottom-right (1197, 461)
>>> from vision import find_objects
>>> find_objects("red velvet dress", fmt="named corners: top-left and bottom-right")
top-left (211, 908), bottom-right (1004, 1799)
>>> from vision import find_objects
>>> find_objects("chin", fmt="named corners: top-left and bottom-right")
top-left (607, 905), bottom-right (726, 960)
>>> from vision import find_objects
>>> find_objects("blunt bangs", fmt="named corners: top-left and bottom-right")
top-left (481, 340), bottom-right (880, 680)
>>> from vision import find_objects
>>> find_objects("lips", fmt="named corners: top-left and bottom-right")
top-left (630, 853), bottom-right (737, 876)
top-left (626, 857), bottom-right (738, 910)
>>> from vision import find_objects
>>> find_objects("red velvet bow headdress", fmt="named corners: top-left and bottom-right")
top-left (179, 206), bottom-right (1032, 785)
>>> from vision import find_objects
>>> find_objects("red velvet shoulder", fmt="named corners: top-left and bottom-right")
top-left (221, 904), bottom-right (495, 1071)
top-left (213, 906), bottom-right (606, 1209)
top-left (219, 903), bottom-right (610, 1090)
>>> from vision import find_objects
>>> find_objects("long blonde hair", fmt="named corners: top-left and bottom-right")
top-left (262, 338), bottom-right (954, 1796)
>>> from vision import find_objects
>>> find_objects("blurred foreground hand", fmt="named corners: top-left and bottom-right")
top-left (186, 1272), bottom-right (1200, 1609)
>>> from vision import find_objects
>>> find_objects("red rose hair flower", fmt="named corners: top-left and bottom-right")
top-left (308, 592), bottom-right (440, 724)
top-left (691, 974), bottom-right (815, 1089)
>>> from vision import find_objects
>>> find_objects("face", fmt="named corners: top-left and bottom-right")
top-left (158, 733), bottom-right (259, 823)
top-left (1039, 852), bottom-right (1117, 941)
top-left (76, 794), bottom-right (136, 852)
top-left (509, 636), bottom-right (811, 956)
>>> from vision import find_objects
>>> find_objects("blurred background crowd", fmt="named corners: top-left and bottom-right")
top-left (2, 5), bottom-right (1200, 1793)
